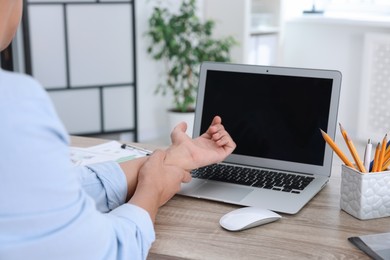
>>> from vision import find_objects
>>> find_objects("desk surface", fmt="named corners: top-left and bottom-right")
top-left (71, 136), bottom-right (390, 260)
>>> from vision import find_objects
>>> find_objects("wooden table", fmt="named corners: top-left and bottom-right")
top-left (71, 136), bottom-right (390, 259)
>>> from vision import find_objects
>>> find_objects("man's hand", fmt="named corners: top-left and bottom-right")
top-left (165, 116), bottom-right (236, 170)
top-left (129, 150), bottom-right (191, 222)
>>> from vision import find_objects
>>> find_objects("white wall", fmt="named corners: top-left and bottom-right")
top-left (135, 1), bottom-right (179, 144)
top-left (281, 15), bottom-right (390, 141)
top-left (203, 0), bottom-right (251, 63)
top-left (136, 0), bottom-right (206, 144)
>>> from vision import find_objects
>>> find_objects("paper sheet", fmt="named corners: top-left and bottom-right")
top-left (70, 141), bottom-right (149, 166)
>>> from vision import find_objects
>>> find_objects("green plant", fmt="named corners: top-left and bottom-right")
top-left (146, 0), bottom-right (236, 112)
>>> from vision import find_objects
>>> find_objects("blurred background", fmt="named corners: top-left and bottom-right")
top-left (2, 0), bottom-right (390, 145)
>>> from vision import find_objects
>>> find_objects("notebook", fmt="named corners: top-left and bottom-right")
top-left (178, 62), bottom-right (342, 214)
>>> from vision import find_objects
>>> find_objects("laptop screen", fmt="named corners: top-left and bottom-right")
top-left (194, 62), bottom-right (341, 176)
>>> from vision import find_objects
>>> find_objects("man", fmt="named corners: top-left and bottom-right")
top-left (0, 1), bottom-right (236, 259)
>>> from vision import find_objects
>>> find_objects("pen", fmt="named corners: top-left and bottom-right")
top-left (320, 129), bottom-right (355, 169)
top-left (363, 139), bottom-right (372, 173)
top-left (339, 124), bottom-right (366, 173)
top-left (121, 143), bottom-right (152, 156)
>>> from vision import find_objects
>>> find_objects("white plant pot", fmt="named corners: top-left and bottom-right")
top-left (167, 110), bottom-right (195, 138)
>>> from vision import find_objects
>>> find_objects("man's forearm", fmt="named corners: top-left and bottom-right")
top-left (119, 157), bottom-right (149, 201)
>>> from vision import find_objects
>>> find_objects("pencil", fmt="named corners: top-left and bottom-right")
top-left (381, 157), bottom-right (390, 171)
top-left (346, 135), bottom-right (367, 173)
top-left (383, 142), bottom-right (390, 165)
top-left (378, 134), bottom-right (387, 172)
top-left (372, 142), bottom-right (381, 172)
top-left (339, 123), bottom-right (348, 140)
top-left (339, 124), bottom-right (366, 172)
top-left (339, 123), bottom-right (353, 158)
top-left (320, 129), bottom-right (355, 169)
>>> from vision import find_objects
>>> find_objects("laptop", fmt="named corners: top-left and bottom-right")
top-left (178, 62), bottom-right (342, 214)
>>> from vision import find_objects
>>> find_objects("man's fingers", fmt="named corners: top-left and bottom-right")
top-left (211, 128), bottom-right (228, 141)
top-left (182, 171), bottom-right (192, 183)
top-left (159, 148), bottom-right (192, 183)
top-left (170, 122), bottom-right (188, 142)
top-left (211, 115), bottom-right (222, 126)
top-left (175, 121), bottom-right (187, 132)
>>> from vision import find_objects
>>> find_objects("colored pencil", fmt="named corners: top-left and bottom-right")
top-left (320, 129), bottom-right (355, 169)
top-left (378, 134), bottom-right (387, 172)
top-left (339, 124), bottom-right (366, 172)
top-left (372, 142), bottom-right (381, 172)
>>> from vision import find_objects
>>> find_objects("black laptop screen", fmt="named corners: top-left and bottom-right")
top-left (200, 70), bottom-right (333, 166)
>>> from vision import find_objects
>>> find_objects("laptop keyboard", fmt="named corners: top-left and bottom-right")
top-left (191, 164), bottom-right (315, 194)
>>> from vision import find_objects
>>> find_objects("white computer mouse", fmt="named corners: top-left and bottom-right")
top-left (219, 206), bottom-right (282, 231)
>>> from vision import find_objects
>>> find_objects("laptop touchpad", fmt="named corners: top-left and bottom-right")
top-left (194, 182), bottom-right (252, 202)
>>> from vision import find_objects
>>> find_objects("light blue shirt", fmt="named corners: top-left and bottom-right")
top-left (0, 69), bottom-right (155, 259)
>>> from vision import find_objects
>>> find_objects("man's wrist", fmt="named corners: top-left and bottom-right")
top-left (119, 157), bottom-right (148, 201)
top-left (164, 147), bottom-right (190, 171)
top-left (129, 187), bottom-right (159, 223)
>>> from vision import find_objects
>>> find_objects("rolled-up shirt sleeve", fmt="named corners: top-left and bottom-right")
top-left (75, 161), bottom-right (128, 212)
top-left (75, 162), bottom-right (156, 259)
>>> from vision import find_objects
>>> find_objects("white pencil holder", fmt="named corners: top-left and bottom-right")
top-left (340, 165), bottom-right (390, 220)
